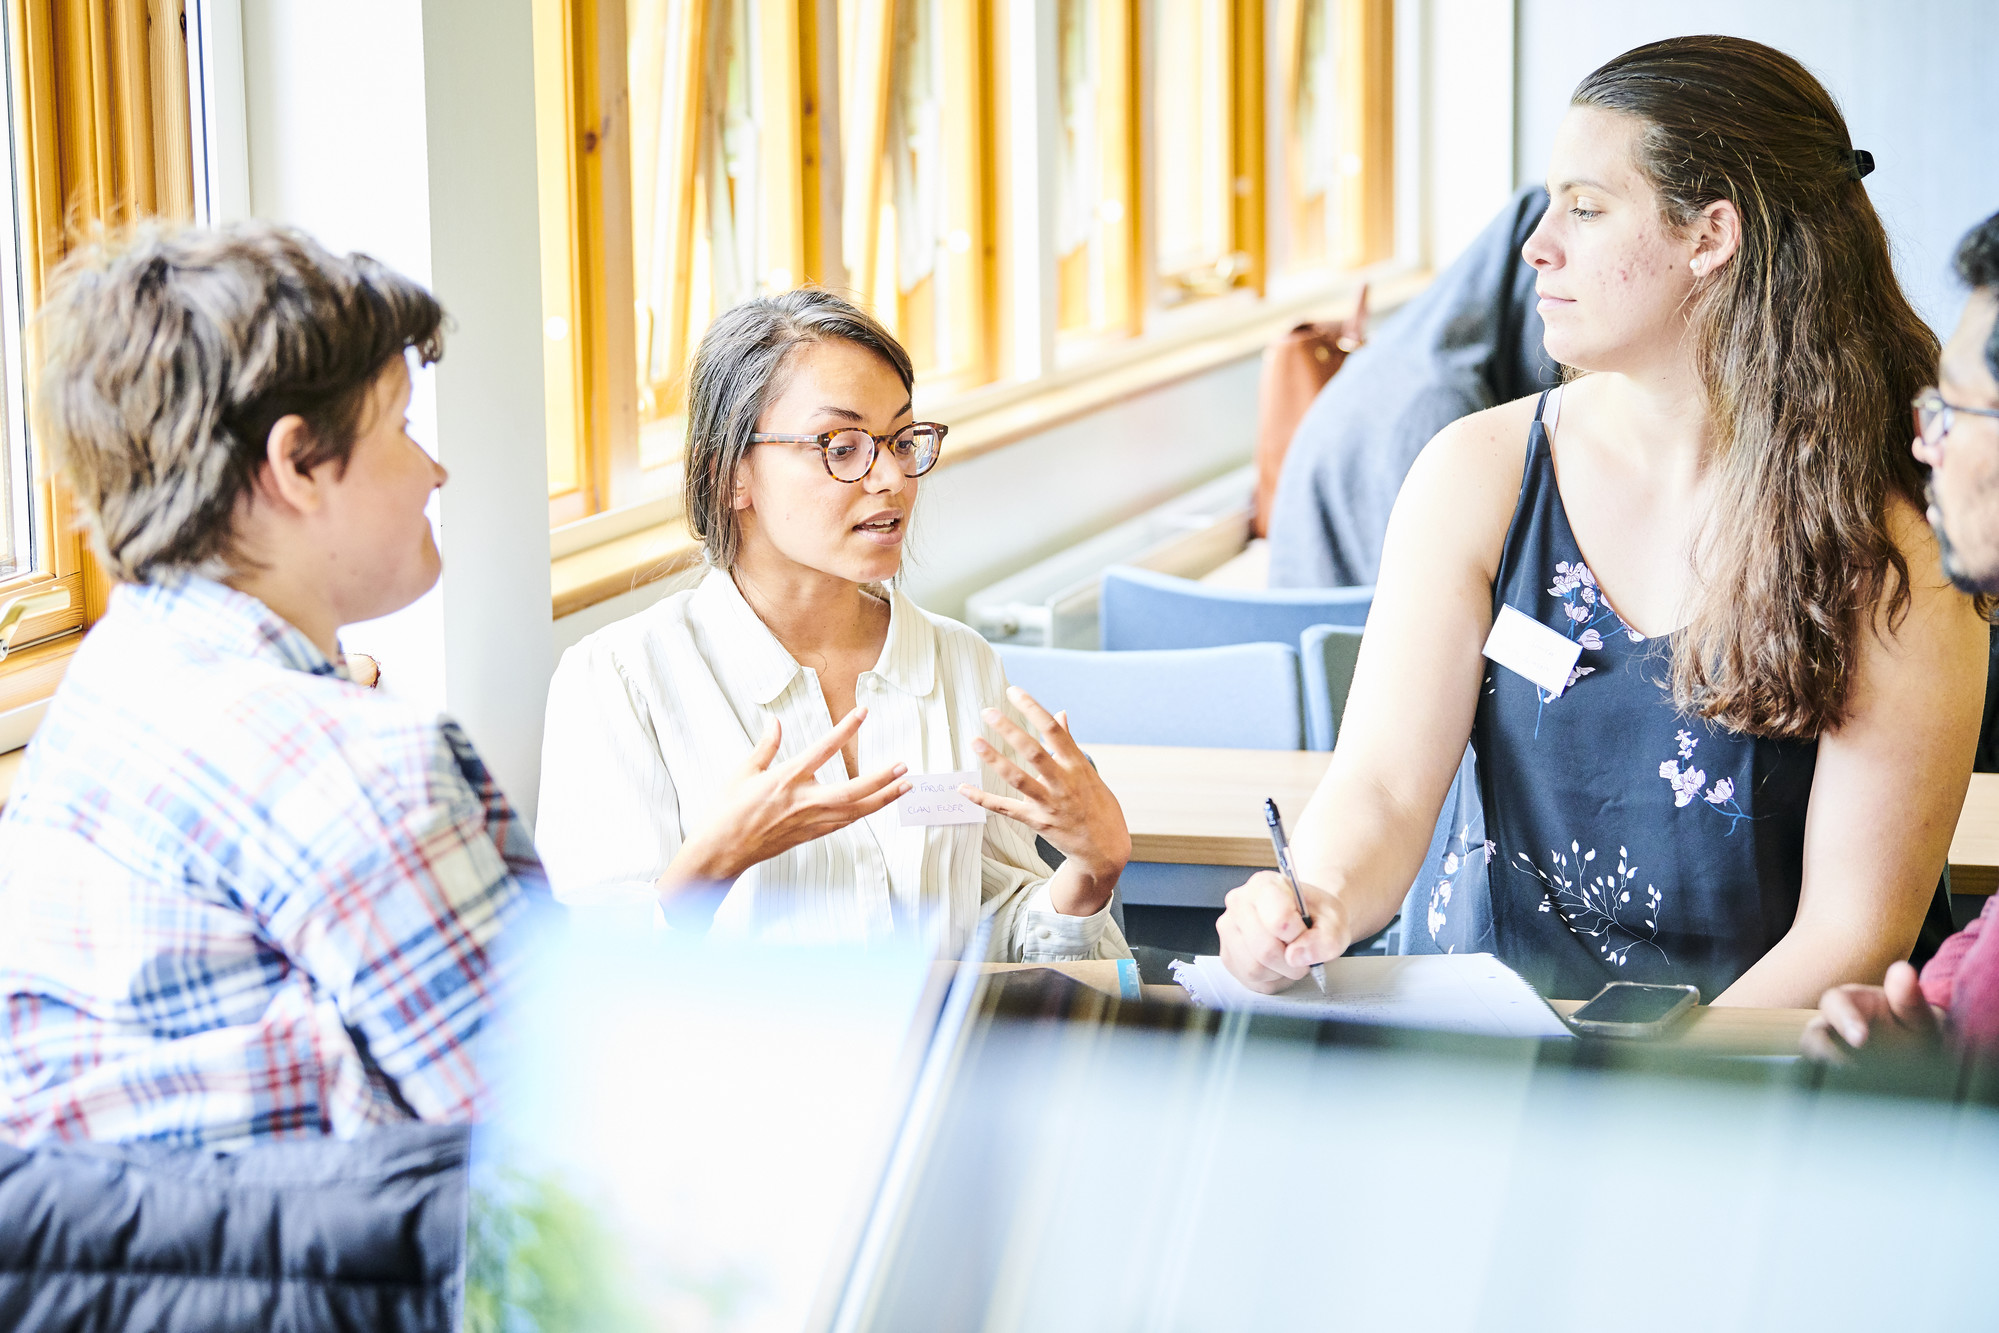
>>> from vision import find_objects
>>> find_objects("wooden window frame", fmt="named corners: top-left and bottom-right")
top-left (0, 0), bottom-right (193, 721)
top-left (546, 0), bottom-right (1404, 618)
top-left (1048, 0), bottom-right (1140, 353)
top-left (1336, 0), bottom-right (1393, 269)
top-left (540, 0), bottom-right (843, 529)
top-left (850, 0), bottom-right (996, 397)
top-left (1139, 0), bottom-right (1263, 312)
top-left (1266, 0), bottom-right (1393, 295)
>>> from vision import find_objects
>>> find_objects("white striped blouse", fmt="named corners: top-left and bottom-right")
top-left (536, 568), bottom-right (1130, 962)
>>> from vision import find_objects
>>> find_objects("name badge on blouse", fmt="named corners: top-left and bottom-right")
top-left (1483, 604), bottom-right (1584, 697)
top-left (898, 770), bottom-right (987, 827)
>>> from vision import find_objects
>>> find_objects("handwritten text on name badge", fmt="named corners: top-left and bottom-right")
top-left (898, 770), bottom-right (987, 827)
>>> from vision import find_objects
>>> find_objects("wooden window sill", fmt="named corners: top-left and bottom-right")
top-left (550, 263), bottom-right (1431, 620)
top-left (0, 633), bottom-right (82, 716)
top-left (0, 634), bottom-right (85, 795)
top-left (552, 521), bottom-right (705, 620)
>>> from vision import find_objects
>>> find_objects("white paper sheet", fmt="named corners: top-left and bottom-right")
top-left (1170, 953), bottom-right (1574, 1040)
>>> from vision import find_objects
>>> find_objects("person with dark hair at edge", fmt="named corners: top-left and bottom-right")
top-left (1805, 210), bottom-right (1999, 1061)
top-left (1216, 36), bottom-right (1986, 1007)
top-left (0, 223), bottom-right (546, 1148)
top-left (537, 289), bottom-right (1132, 960)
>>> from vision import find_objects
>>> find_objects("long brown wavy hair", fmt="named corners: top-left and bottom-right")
top-left (1573, 36), bottom-right (1941, 739)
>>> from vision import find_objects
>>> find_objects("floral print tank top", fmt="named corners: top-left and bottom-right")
top-left (1416, 390), bottom-right (1818, 1001)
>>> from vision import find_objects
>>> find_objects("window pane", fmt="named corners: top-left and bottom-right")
top-left (0, 350), bottom-right (26, 581)
top-left (1054, 0), bottom-right (1135, 342)
top-left (629, 0), bottom-right (692, 408)
top-left (845, 0), bottom-right (987, 389)
top-left (696, 0), bottom-right (759, 325)
top-left (1337, 0), bottom-right (1395, 268)
top-left (1279, 0), bottom-right (1337, 273)
top-left (882, 0), bottom-right (944, 370)
top-left (625, 0), bottom-right (754, 471)
top-left (1151, 0), bottom-right (1235, 299)
top-left (0, 14), bottom-right (32, 581)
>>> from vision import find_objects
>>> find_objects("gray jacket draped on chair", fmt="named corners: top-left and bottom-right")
top-left (1268, 186), bottom-right (1560, 588)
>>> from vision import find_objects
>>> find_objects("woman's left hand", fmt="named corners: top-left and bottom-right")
top-left (963, 686), bottom-right (1132, 890)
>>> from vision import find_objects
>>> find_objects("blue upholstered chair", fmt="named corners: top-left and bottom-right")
top-left (996, 641), bottom-right (1305, 945)
top-left (1099, 564), bottom-right (1373, 652)
top-left (1300, 623), bottom-right (1365, 752)
top-left (995, 641), bottom-right (1305, 750)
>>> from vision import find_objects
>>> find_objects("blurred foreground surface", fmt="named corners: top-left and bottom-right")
top-left (472, 926), bottom-right (1999, 1332)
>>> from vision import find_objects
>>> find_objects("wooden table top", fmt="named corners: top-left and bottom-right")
top-left (1088, 744), bottom-right (1332, 868)
top-left (1000, 962), bottom-right (1813, 1057)
top-left (1093, 744), bottom-right (1999, 894)
top-left (1949, 773), bottom-right (1999, 895)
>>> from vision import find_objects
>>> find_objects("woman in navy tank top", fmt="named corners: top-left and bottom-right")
top-left (1219, 36), bottom-right (1989, 1005)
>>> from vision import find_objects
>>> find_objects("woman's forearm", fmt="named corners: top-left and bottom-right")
top-left (1290, 769), bottom-right (1448, 944)
top-left (657, 831), bottom-right (745, 897)
top-left (1046, 852), bottom-right (1123, 917)
top-left (1711, 923), bottom-right (1910, 1009)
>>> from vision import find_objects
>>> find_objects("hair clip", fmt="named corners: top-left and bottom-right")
top-left (1851, 149), bottom-right (1875, 181)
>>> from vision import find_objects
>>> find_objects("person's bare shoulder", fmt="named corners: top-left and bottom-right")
top-left (1391, 392), bottom-right (1545, 583)
top-left (1874, 487), bottom-right (1986, 650)
top-left (1885, 488), bottom-right (1952, 596)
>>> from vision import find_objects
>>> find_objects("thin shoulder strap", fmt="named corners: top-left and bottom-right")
top-left (1531, 389), bottom-right (1551, 423)
top-left (1544, 383), bottom-right (1564, 440)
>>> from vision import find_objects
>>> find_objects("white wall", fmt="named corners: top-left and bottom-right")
top-left (238, 0), bottom-right (554, 818)
top-left (1513, 1), bottom-right (1999, 335)
top-left (1409, 0), bottom-right (1518, 272)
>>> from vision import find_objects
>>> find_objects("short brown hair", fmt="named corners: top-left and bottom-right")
top-left (683, 288), bottom-right (913, 569)
top-left (35, 221), bottom-right (445, 582)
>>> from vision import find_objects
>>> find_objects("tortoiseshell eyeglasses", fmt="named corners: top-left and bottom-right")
top-left (748, 422), bottom-right (948, 482)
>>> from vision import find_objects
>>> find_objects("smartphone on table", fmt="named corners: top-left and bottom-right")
top-left (1565, 982), bottom-right (1700, 1038)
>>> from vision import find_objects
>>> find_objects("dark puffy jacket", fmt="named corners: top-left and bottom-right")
top-left (0, 1124), bottom-right (467, 1332)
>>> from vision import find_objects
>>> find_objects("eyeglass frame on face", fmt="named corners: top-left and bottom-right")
top-left (1913, 387), bottom-right (1999, 467)
top-left (747, 421), bottom-right (949, 482)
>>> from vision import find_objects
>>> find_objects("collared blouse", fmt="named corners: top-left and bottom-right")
top-left (537, 569), bottom-right (1129, 962)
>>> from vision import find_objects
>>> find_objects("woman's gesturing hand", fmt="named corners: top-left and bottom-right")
top-left (664, 708), bottom-right (910, 893)
top-left (961, 687), bottom-right (1131, 909)
top-left (1217, 871), bottom-right (1352, 993)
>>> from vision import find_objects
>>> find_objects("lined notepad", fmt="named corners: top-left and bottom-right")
top-left (1170, 953), bottom-right (1574, 1040)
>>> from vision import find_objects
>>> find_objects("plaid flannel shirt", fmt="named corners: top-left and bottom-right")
top-left (0, 576), bottom-right (545, 1149)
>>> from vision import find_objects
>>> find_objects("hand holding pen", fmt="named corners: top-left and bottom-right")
top-left (1264, 798), bottom-right (1328, 994)
top-left (1215, 803), bottom-right (1351, 994)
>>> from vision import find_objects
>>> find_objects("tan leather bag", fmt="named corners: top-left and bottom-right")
top-left (1252, 285), bottom-right (1368, 537)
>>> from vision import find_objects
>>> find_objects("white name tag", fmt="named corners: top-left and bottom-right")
top-left (1483, 604), bottom-right (1584, 697)
top-left (897, 770), bottom-right (987, 827)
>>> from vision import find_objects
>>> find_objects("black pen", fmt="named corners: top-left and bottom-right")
top-left (1263, 798), bottom-right (1328, 994)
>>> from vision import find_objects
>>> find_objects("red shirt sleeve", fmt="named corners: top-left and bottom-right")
top-left (1918, 900), bottom-right (1985, 1007)
top-left (1921, 896), bottom-right (1999, 1048)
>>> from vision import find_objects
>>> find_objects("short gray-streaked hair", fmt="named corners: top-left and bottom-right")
top-left (35, 220), bottom-right (445, 583)
top-left (683, 288), bottom-right (914, 570)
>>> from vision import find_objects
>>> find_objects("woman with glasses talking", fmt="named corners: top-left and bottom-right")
top-left (536, 289), bottom-right (1131, 959)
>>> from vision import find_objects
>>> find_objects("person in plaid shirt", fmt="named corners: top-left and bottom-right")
top-left (0, 223), bottom-right (545, 1149)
